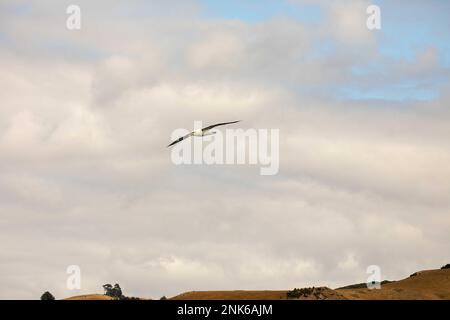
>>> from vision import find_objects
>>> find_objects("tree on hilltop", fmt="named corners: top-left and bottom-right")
top-left (41, 291), bottom-right (55, 300)
top-left (103, 283), bottom-right (123, 299)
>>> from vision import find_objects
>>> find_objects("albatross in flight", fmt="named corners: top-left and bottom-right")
top-left (167, 120), bottom-right (241, 147)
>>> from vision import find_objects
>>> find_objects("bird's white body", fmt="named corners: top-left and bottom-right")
top-left (167, 120), bottom-right (240, 147)
top-left (192, 129), bottom-right (216, 137)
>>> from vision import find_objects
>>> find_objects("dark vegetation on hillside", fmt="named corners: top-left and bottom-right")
top-left (287, 287), bottom-right (328, 299)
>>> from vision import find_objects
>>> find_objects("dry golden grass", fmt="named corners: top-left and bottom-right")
top-left (64, 294), bottom-right (114, 300)
top-left (337, 269), bottom-right (450, 300)
top-left (171, 287), bottom-right (349, 300)
top-left (172, 269), bottom-right (450, 300)
top-left (171, 287), bottom-right (346, 300)
top-left (171, 290), bottom-right (288, 300)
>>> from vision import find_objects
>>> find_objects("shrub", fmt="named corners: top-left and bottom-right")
top-left (103, 283), bottom-right (123, 299)
top-left (41, 291), bottom-right (55, 300)
top-left (102, 283), bottom-right (140, 300)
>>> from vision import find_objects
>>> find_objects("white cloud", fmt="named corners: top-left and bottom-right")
top-left (0, 0), bottom-right (449, 299)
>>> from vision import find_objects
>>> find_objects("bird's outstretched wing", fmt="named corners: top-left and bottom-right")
top-left (167, 132), bottom-right (193, 147)
top-left (202, 120), bottom-right (241, 131)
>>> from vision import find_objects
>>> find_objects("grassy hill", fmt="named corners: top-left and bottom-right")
top-left (65, 267), bottom-right (450, 300)
top-left (170, 268), bottom-right (450, 300)
top-left (336, 268), bottom-right (450, 300)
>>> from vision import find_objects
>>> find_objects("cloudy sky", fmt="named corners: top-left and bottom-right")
top-left (1, 0), bottom-right (449, 299)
